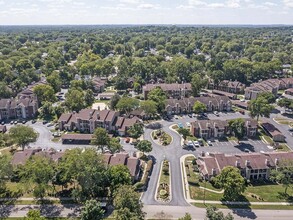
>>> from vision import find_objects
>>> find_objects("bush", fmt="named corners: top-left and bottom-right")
top-left (134, 182), bottom-right (145, 190)
top-left (159, 189), bottom-right (169, 199)
top-left (146, 160), bottom-right (153, 173)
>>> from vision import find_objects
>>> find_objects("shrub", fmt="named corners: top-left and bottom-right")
top-left (159, 189), bottom-right (169, 199)
top-left (134, 182), bottom-right (145, 190)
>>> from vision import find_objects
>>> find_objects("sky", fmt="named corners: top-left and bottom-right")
top-left (0, 0), bottom-right (293, 25)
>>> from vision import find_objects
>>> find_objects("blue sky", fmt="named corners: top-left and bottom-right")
top-left (0, 0), bottom-right (292, 25)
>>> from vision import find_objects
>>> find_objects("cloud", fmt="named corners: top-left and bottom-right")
top-left (283, 0), bottom-right (293, 7)
top-left (138, 3), bottom-right (156, 9)
top-left (187, 0), bottom-right (241, 9)
top-left (264, 2), bottom-right (277, 6)
top-left (119, 0), bottom-right (141, 4)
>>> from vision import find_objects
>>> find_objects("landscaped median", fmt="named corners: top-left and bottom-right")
top-left (183, 155), bottom-right (293, 210)
top-left (151, 129), bottom-right (172, 146)
top-left (155, 160), bottom-right (171, 203)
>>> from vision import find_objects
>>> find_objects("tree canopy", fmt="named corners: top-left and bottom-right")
top-left (9, 125), bottom-right (38, 150)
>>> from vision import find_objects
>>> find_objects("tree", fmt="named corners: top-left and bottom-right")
top-left (140, 100), bottom-right (157, 118)
top-left (116, 97), bottom-right (139, 114)
top-left (135, 140), bottom-right (152, 155)
top-left (277, 98), bottom-right (293, 109)
top-left (33, 84), bottom-right (57, 105)
top-left (213, 166), bottom-right (246, 201)
top-left (84, 89), bottom-right (95, 107)
top-left (178, 213), bottom-right (192, 220)
top-left (191, 74), bottom-right (208, 97)
top-left (270, 160), bottom-right (293, 194)
top-left (228, 118), bottom-right (246, 139)
top-left (147, 87), bottom-right (167, 113)
top-left (109, 94), bottom-right (120, 110)
top-left (107, 165), bottom-right (132, 196)
top-left (81, 199), bottom-right (105, 220)
top-left (0, 154), bottom-right (12, 191)
top-left (113, 185), bottom-right (145, 220)
top-left (91, 128), bottom-right (110, 152)
top-left (65, 89), bottom-right (85, 112)
top-left (9, 125), bottom-right (38, 150)
top-left (128, 123), bottom-right (144, 139)
top-left (0, 82), bottom-right (12, 98)
top-left (248, 96), bottom-right (273, 121)
top-left (24, 210), bottom-right (45, 220)
top-left (206, 206), bottom-right (234, 220)
top-left (20, 155), bottom-right (55, 198)
top-left (108, 137), bottom-right (122, 154)
top-left (177, 128), bottom-right (190, 140)
top-left (193, 101), bottom-right (207, 114)
top-left (47, 71), bottom-right (62, 93)
top-left (258, 92), bottom-right (276, 104)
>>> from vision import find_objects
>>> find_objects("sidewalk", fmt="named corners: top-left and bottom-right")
top-left (188, 199), bottom-right (293, 206)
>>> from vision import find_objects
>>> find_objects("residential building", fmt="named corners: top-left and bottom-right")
top-left (196, 152), bottom-right (293, 181)
top-left (0, 97), bottom-right (38, 121)
top-left (143, 83), bottom-right (192, 99)
top-left (261, 122), bottom-right (286, 142)
top-left (165, 96), bottom-right (232, 115)
top-left (92, 77), bottom-right (107, 94)
top-left (190, 118), bottom-right (257, 139)
top-left (103, 153), bottom-right (141, 181)
top-left (208, 80), bottom-right (245, 94)
top-left (58, 108), bottom-right (140, 136)
top-left (245, 78), bottom-right (293, 100)
top-left (285, 88), bottom-right (293, 96)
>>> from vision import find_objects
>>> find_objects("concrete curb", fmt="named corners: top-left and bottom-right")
top-left (169, 124), bottom-right (184, 146)
top-left (180, 154), bottom-right (195, 201)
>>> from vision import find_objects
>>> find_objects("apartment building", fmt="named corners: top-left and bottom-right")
top-left (143, 83), bottom-right (192, 99)
top-left (190, 118), bottom-right (257, 139)
top-left (196, 152), bottom-right (293, 181)
top-left (58, 108), bottom-right (140, 136)
top-left (245, 77), bottom-right (293, 100)
top-left (0, 97), bottom-right (38, 121)
top-left (165, 96), bottom-right (232, 115)
top-left (208, 80), bottom-right (245, 94)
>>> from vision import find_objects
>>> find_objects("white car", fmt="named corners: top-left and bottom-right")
top-left (193, 141), bottom-right (200, 147)
top-left (186, 122), bottom-right (191, 127)
top-left (207, 140), bottom-right (212, 146)
top-left (174, 115), bottom-right (179, 119)
top-left (187, 141), bottom-right (194, 147)
top-left (213, 111), bottom-right (219, 116)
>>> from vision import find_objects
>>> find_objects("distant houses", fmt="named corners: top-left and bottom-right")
top-left (58, 108), bottom-right (140, 136)
top-left (143, 83), bottom-right (192, 99)
top-left (208, 80), bottom-right (245, 94)
top-left (197, 152), bottom-right (293, 181)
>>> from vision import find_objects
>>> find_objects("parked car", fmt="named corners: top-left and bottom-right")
top-left (1, 121), bottom-right (5, 125)
top-left (10, 121), bottom-right (14, 125)
top-left (192, 113), bottom-right (197, 118)
top-left (125, 137), bottom-right (130, 143)
top-left (178, 123), bottom-right (183, 128)
top-left (42, 120), bottom-right (48, 125)
top-left (32, 119), bottom-right (36, 124)
top-left (207, 140), bottom-right (212, 146)
top-left (22, 120), bottom-right (26, 124)
top-left (174, 115), bottom-right (179, 119)
top-left (193, 141), bottom-right (200, 147)
top-left (239, 110), bottom-right (245, 115)
top-left (288, 128), bottom-right (293, 132)
top-left (14, 121), bottom-right (18, 124)
top-left (202, 113), bottom-right (208, 118)
top-left (187, 141), bottom-right (194, 147)
top-left (188, 114), bottom-right (192, 118)
top-left (186, 122), bottom-right (191, 127)
top-left (213, 111), bottom-right (219, 116)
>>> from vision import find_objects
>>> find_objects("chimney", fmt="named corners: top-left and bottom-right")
top-left (265, 159), bottom-right (270, 166)
top-left (235, 160), bottom-right (241, 167)
top-left (212, 168), bottom-right (217, 176)
top-left (245, 160), bottom-right (250, 167)
top-left (275, 158), bottom-right (279, 166)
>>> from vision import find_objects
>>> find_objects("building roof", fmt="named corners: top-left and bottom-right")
top-left (61, 134), bottom-right (93, 141)
top-left (143, 83), bottom-right (192, 92)
top-left (109, 153), bottom-right (129, 166)
top-left (261, 122), bottom-right (284, 138)
top-left (11, 148), bottom-right (42, 166)
top-left (126, 157), bottom-right (140, 177)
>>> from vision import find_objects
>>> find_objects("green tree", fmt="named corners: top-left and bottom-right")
top-left (84, 89), bottom-right (95, 107)
top-left (24, 210), bottom-right (45, 220)
top-left (213, 166), bottom-right (246, 201)
top-left (128, 123), bottom-right (144, 139)
top-left (258, 92), bottom-right (276, 104)
top-left (0, 154), bottom-right (12, 191)
top-left (177, 128), bottom-right (190, 141)
top-left (277, 98), bottom-right (293, 109)
top-left (116, 97), bottom-right (139, 114)
top-left (135, 140), bottom-right (152, 155)
top-left (20, 155), bottom-right (55, 199)
top-left (228, 118), bottom-right (246, 139)
top-left (248, 96), bottom-right (273, 121)
top-left (147, 87), bottom-right (167, 113)
top-left (91, 128), bottom-right (110, 152)
top-left (109, 94), bottom-right (121, 110)
top-left (191, 74), bottom-right (208, 97)
top-left (140, 100), bottom-right (157, 118)
top-left (206, 206), bottom-right (234, 220)
top-left (108, 137), bottom-right (122, 154)
top-left (33, 84), bottom-right (57, 105)
top-left (47, 71), bottom-right (62, 93)
top-left (9, 125), bottom-right (38, 150)
top-left (270, 160), bottom-right (293, 194)
top-left (107, 165), bottom-right (132, 196)
top-left (113, 185), bottom-right (145, 220)
top-left (178, 213), bottom-right (192, 220)
top-left (0, 82), bottom-right (12, 98)
top-left (193, 101), bottom-right (207, 114)
top-left (65, 89), bottom-right (85, 112)
top-left (81, 199), bottom-right (105, 220)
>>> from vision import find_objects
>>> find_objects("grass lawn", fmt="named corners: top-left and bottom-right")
top-left (276, 144), bottom-right (292, 152)
top-left (227, 136), bottom-right (239, 142)
top-left (258, 129), bottom-right (274, 145)
top-left (274, 118), bottom-right (293, 127)
top-left (187, 136), bottom-right (197, 141)
top-left (51, 137), bottom-right (61, 143)
top-left (171, 125), bottom-right (179, 130)
top-left (193, 203), bottom-right (293, 210)
top-left (159, 161), bottom-right (170, 185)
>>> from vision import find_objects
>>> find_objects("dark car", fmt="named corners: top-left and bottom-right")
top-left (42, 120), bottom-right (48, 124)
top-left (22, 120), bottom-right (26, 124)
top-left (32, 119), bottom-right (36, 124)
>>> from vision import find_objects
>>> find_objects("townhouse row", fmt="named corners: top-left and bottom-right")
top-left (58, 108), bottom-right (140, 136)
top-left (190, 118), bottom-right (258, 139)
top-left (197, 151), bottom-right (293, 181)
